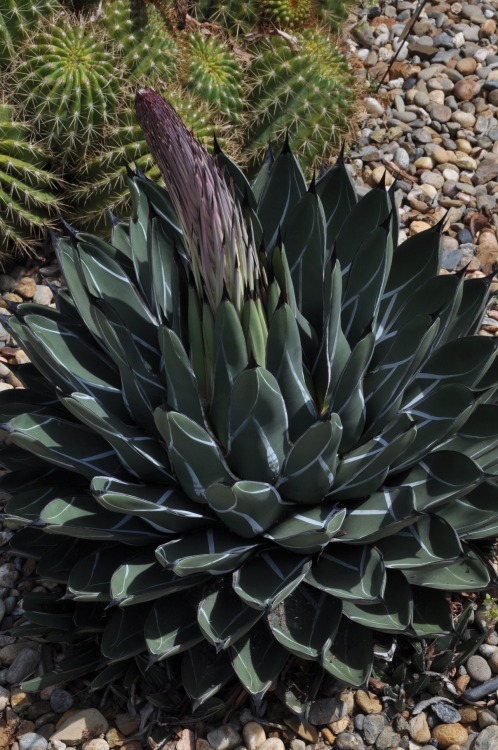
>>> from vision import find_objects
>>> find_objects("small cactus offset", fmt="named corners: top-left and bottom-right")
top-left (180, 31), bottom-right (245, 122)
top-left (98, 0), bottom-right (179, 82)
top-left (260, 0), bottom-right (312, 27)
top-left (188, 0), bottom-right (259, 35)
top-left (11, 13), bottom-right (125, 161)
top-left (245, 30), bottom-right (358, 167)
top-left (3, 91), bottom-right (498, 705)
top-left (0, 104), bottom-right (61, 261)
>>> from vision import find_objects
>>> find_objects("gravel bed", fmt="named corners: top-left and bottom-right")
top-left (2, 0), bottom-right (498, 748)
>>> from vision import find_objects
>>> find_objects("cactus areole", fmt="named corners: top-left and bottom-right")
top-left (3, 90), bottom-right (498, 706)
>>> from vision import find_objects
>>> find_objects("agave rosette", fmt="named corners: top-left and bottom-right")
top-left (2, 90), bottom-right (498, 704)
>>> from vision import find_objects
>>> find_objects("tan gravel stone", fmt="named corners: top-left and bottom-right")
top-left (242, 722), bottom-right (266, 750)
top-left (432, 723), bottom-right (468, 748)
top-left (355, 690), bottom-right (382, 714)
top-left (50, 710), bottom-right (109, 747)
top-left (409, 713), bottom-right (431, 744)
top-left (459, 706), bottom-right (478, 723)
top-left (115, 714), bottom-right (140, 737)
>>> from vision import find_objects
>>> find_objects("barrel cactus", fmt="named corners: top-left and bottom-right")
top-left (5, 90), bottom-right (496, 704)
top-left (0, 104), bottom-right (61, 261)
top-left (11, 13), bottom-right (124, 161)
top-left (0, 0), bottom-right (61, 69)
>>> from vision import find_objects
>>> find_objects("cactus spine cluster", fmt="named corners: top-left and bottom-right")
top-left (0, 104), bottom-right (61, 256)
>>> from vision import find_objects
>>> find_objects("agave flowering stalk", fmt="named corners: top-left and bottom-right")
top-left (2, 91), bottom-right (498, 708)
top-left (136, 88), bottom-right (261, 315)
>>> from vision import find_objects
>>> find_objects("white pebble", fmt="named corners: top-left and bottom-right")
top-left (242, 722), bottom-right (266, 750)
top-left (257, 741), bottom-right (284, 750)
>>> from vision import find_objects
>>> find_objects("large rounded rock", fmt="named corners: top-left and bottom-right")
top-left (432, 723), bottom-right (468, 748)
top-left (467, 655), bottom-right (492, 682)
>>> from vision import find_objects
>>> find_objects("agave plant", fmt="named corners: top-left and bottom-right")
top-left (3, 90), bottom-right (498, 706)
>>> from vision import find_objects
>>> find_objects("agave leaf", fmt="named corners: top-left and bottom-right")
top-left (313, 260), bottom-right (351, 410)
top-left (91, 477), bottom-right (213, 534)
top-left (402, 549), bottom-right (492, 590)
top-left (68, 546), bottom-right (135, 601)
top-left (277, 417), bottom-right (342, 503)
top-left (228, 367), bottom-right (289, 483)
top-left (111, 552), bottom-right (207, 606)
top-left (233, 550), bottom-right (312, 611)
top-left (155, 410), bottom-right (234, 503)
top-left (215, 146), bottom-right (256, 209)
top-left (205, 481), bottom-right (286, 538)
top-left (441, 404), bottom-right (498, 473)
top-left (158, 326), bottom-right (204, 426)
top-left (202, 301), bottom-right (216, 402)
top-left (145, 594), bottom-right (203, 659)
top-left (342, 570), bottom-right (412, 633)
top-left (339, 487), bottom-right (416, 543)
top-left (21, 648), bottom-right (102, 692)
top-left (411, 587), bottom-right (453, 637)
top-left (135, 176), bottom-right (184, 239)
top-left (266, 302), bottom-right (318, 440)
top-left (10, 528), bottom-right (60, 561)
top-left (331, 332), bottom-right (375, 450)
top-left (322, 619), bottom-right (373, 686)
top-left (21, 592), bottom-right (75, 630)
top-left (266, 505), bottom-right (346, 554)
top-left (306, 546), bottom-right (386, 604)
top-left (256, 146), bottom-right (307, 251)
top-left (90, 661), bottom-right (129, 692)
top-left (400, 451), bottom-right (483, 512)
top-left (267, 585), bottom-right (342, 660)
top-left (403, 337), bottom-right (496, 408)
top-left (4, 414), bottom-right (124, 480)
top-left (56, 237), bottom-right (106, 345)
top-left (60, 392), bottom-right (173, 483)
top-left (77, 237), bottom-right (159, 364)
top-left (363, 315), bottom-right (440, 436)
top-left (341, 225), bottom-right (391, 348)
top-left (334, 185), bottom-right (390, 283)
top-left (37, 538), bottom-right (93, 584)
top-left (128, 176), bottom-right (156, 310)
top-left (230, 619), bottom-right (288, 701)
top-left (0, 443), bottom-right (53, 472)
top-left (5, 484), bottom-right (84, 524)
top-left (89, 303), bottom-right (165, 436)
top-left (315, 154), bottom-right (357, 252)
top-left (0, 389), bottom-right (64, 422)
top-left (436, 481), bottom-right (498, 539)
top-left (7, 315), bottom-right (124, 418)
top-left (181, 641), bottom-right (233, 704)
top-left (330, 413), bottom-right (416, 500)
top-left (101, 605), bottom-right (148, 661)
top-left (40, 494), bottom-right (164, 545)
top-left (377, 222), bottom-right (442, 335)
top-left (377, 515), bottom-right (462, 570)
top-left (241, 297), bottom-right (267, 367)
top-left (197, 587), bottom-right (263, 650)
top-left (210, 297), bottom-right (248, 447)
top-left (188, 284), bottom-right (207, 400)
top-left (155, 529), bottom-right (256, 577)
top-left (283, 187), bottom-right (326, 331)
top-left (448, 274), bottom-right (493, 339)
top-left (148, 215), bottom-right (182, 333)
top-left (392, 385), bottom-right (475, 472)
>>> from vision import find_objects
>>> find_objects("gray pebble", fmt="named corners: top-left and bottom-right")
top-left (375, 727), bottom-right (401, 750)
top-left (0, 599), bottom-right (5, 626)
top-left (474, 724), bottom-right (498, 750)
top-left (6, 648), bottom-right (41, 684)
top-left (393, 148), bottom-right (410, 170)
top-left (50, 689), bottom-right (74, 714)
top-left (32, 286), bottom-right (54, 306)
top-left (289, 741), bottom-right (305, 750)
top-left (431, 702), bottom-right (461, 723)
top-left (479, 709), bottom-right (497, 728)
top-left (0, 275), bottom-right (16, 292)
top-left (309, 697), bottom-right (346, 725)
top-left (207, 726), bottom-right (241, 750)
top-left (467, 654), bottom-right (493, 682)
top-left (354, 714), bottom-right (365, 731)
top-left (363, 714), bottom-right (386, 744)
top-left (18, 734), bottom-right (48, 750)
top-left (335, 734), bottom-right (364, 750)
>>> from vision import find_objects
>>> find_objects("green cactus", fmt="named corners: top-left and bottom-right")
top-left (0, 103), bottom-right (61, 261)
top-left (12, 13), bottom-right (125, 162)
top-left (316, 0), bottom-right (355, 27)
top-left (98, 0), bottom-right (179, 82)
top-left (189, 0), bottom-right (259, 35)
top-left (260, 0), bottom-right (312, 27)
top-left (245, 30), bottom-right (358, 168)
top-left (0, 0), bottom-right (61, 69)
top-left (180, 31), bottom-right (245, 122)
top-left (69, 87), bottom-right (237, 227)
